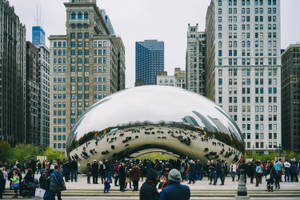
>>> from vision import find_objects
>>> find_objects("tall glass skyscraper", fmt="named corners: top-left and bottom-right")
top-left (135, 40), bottom-right (164, 86)
top-left (32, 26), bottom-right (45, 45)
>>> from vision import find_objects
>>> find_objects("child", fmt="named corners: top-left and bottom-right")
top-left (104, 178), bottom-right (111, 193)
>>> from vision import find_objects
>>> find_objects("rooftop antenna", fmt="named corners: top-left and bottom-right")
top-left (34, 3), bottom-right (42, 26)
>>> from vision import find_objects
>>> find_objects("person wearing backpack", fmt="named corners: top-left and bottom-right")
top-left (255, 161), bottom-right (263, 187)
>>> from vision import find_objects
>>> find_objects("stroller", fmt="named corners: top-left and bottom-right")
top-left (20, 178), bottom-right (39, 197)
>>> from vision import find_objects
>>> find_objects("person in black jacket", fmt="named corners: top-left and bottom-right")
top-left (140, 169), bottom-right (160, 200)
top-left (119, 162), bottom-right (126, 192)
top-left (92, 160), bottom-right (99, 184)
top-left (39, 170), bottom-right (50, 200)
top-left (70, 159), bottom-right (78, 182)
top-left (62, 160), bottom-right (70, 182)
top-left (0, 170), bottom-right (5, 199)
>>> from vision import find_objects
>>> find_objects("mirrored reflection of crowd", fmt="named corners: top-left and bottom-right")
top-left (0, 157), bottom-right (299, 199)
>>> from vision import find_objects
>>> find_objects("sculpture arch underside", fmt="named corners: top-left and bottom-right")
top-left (68, 124), bottom-right (242, 172)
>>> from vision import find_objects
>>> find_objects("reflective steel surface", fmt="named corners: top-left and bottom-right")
top-left (67, 86), bottom-right (244, 170)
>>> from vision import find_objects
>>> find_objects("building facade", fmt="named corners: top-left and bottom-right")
top-left (32, 26), bottom-right (46, 46)
top-left (26, 42), bottom-right (41, 146)
top-left (186, 24), bottom-right (206, 95)
top-left (282, 44), bottom-right (300, 153)
top-left (135, 40), bottom-right (164, 86)
top-left (37, 44), bottom-right (50, 148)
top-left (157, 68), bottom-right (186, 89)
top-left (0, 0), bottom-right (26, 145)
top-left (49, 0), bottom-right (125, 150)
top-left (206, 0), bottom-right (281, 152)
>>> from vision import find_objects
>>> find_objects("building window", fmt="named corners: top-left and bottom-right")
top-left (78, 11), bottom-right (82, 20)
top-left (84, 11), bottom-right (89, 19)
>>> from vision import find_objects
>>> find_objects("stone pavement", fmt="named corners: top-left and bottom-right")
top-left (63, 174), bottom-right (300, 191)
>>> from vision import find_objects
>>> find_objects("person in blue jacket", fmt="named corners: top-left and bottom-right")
top-left (159, 169), bottom-right (190, 200)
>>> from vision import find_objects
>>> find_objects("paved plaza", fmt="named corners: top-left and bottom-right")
top-left (3, 174), bottom-right (300, 199)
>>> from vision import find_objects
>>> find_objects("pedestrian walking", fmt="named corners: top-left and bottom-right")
top-left (119, 162), bottom-right (126, 192)
top-left (92, 160), bottom-right (99, 184)
top-left (230, 161), bottom-right (237, 182)
top-left (130, 163), bottom-right (141, 191)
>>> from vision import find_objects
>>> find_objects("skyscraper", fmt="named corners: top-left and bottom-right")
top-left (135, 40), bottom-right (164, 86)
top-left (186, 24), bottom-right (206, 95)
top-left (32, 26), bottom-right (46, 46)
top-left (281, 44), bottom-right (300, 152)
top-left (26, 42), bottom-right (41, 146)
top-left (37, 44), bottom-right (50, 149)
top-left (0, 0), bottom-right (26, 145)
top-left (48, 0), bottom-right (125, 150)
top-left (206, 0), bottom-right (281, 152)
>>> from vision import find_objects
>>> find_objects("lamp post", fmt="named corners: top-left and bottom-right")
top-left (236, 162), bottom-right (249, 199)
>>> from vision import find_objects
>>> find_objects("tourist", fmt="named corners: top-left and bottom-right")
top-left (49, 165), bottom-right (66, 200)
top-left (230, 161), bottom-right (237, 182)
top-left (159, 169), bottom-right (190, 200)
top-left (10, 169), bottom-right (20, 198)
top-left (91, 160), bottom-right (99, 184)
top-left (291, 160), bottom-right (298, 182)
top-left (195, 160), bottom-right (203, 181)
top-left (277, 159), bottom-right (283, 182)
top-left (86, 162), bottom-right (92, 184)
top-left (158, 174), bottom-right (168, 193)
top-left (284, 160), bottom-right (291, 182)
top-left (0, 168), bottom-right (5, 199)
top-left (130, 163), bottom-right (141, 191)
top-left (266, 163), bottom-right (276, 192)
top-left (39, 170), bottom-right (50, 200)
top-left (119, 161), bottom-right (126, 192)
top-left (104, 177), bottom-right (111, 193)
top-left (187, 160), bottom-right (195, 184)
top-left (113, 160), bottom-right (120, 186)
top-left (99, 160), bottom-right (106, 184)
top-left (255, 161), bottom-right (263, 187)
top-left (70, 159), bottom-right (78, 182)
top-left (140, 168), bottom-right (160, 200)
top-left (1, 167), bottom-right (7, 192)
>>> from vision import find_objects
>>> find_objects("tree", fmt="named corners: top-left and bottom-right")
top-left (42, 147), bottom-right (66, 161)
top-left (8, 144), bottom-right (40, 163)
top-left (0, 140), bottom-right (11, 163)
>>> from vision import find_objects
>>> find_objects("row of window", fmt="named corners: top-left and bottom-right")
top-left (93, 85), bottom-right (107, 91)
top-left (53, 102), bottom-right (66, 108)
top-left (71, 85), bottom-right (89, 91)
top-left (53, 85), bottom-right (66, 91)
top-left (71, 32), bottom-right (89, 39)
top-left (241, 123), bottom-right (278, 131)
top-left (218, 7), bottom-right (277, 16)
top-left (53, 118), bottom-right (67, 124)
top-left (71, 49), bottom-right (89, 56)
top-left (93, 66), bottom-right (107, 73)
top-left (217, 58), bottom-right (278, 66)
top-left (53, 77), bottom-right (66, 83)
top-left (53, 143), bottom-right (66, 149)
top-left (53, 58), bottom-right (66, 64)
top-left (71, 57), bottom-right (89, 64)
top-left (71, 41), bottom-right (89, 48)
top-left (71, 11), bottom-right (89, 20)
top-left (53, 134), bottom-right (66, 141)
top-left (53, 127), bottom-right (66, 133)
top-left (53, 94), bottom-right (66, 99)
top-left (53, 50), bottom-right (66, 56)
top-left (70, 101), bottom-right (90, 108)
top-left (53, 41), bottom-right (66, 48)
top-left (217, 15), bottom-right (277, 23)
top-left (53, 110), bottom-right (67, 116)
top-left (218, 0), bottom-right (277, 6)
top-left (53, 66), bottom-right (67, 73)
top-left (243, 133), bottom-right (278, 140)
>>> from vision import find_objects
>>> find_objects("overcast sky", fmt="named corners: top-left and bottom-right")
top-left (8, 0), bottom-right (300, 87)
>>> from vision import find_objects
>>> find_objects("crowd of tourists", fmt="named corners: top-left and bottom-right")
top-left (0, 157), bottom-right (299, 199)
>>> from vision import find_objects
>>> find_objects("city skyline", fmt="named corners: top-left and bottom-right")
top-left (8, 0), bottom-right (300, 88)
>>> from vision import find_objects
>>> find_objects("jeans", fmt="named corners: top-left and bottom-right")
top-left (213, 172), bottom-right (219, 184)
top-left (133, 180), bottom-right (139, 191)
top-left (71, 170), bottom-right (77, 182)
top-left (49, 191), bottom-right (62, 200)
top-left (284, 169), bottom-right (290, 182)
top-left (195, 170), bottom-right (203, 180)
top-left (231, 171), bottom-right (236, 181)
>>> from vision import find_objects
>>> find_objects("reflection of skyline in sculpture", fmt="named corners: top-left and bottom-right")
top-left (182, 116), bottom-right (200, 127)
top-left (67, 86), bottom-right (244, 170)
top-left (207, 116), bottom-right (228, 135)
top-left (192, 111), bottom-right (217, 133)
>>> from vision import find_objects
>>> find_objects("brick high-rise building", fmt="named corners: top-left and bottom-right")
top-left (49, 0), bottom-right (125, 150)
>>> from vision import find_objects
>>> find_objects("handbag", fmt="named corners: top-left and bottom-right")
top-left (54, 174), bottom-right (67, 192)
top-left (35, 188), bottom-right (46, 198)
top-left (266, 174), bottom-right (271, 180)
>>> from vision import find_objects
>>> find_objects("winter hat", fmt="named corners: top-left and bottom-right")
top-left (168, 169), bottom-right (182, 183)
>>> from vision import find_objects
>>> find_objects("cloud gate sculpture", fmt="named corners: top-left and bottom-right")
top-left (67, 86), bottom-right (244, 171)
